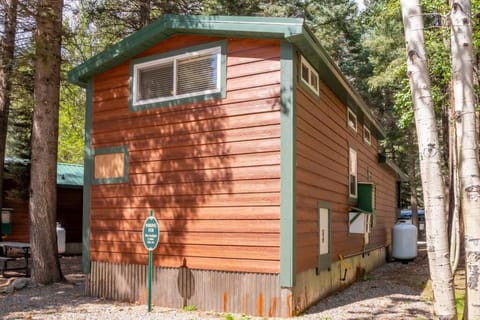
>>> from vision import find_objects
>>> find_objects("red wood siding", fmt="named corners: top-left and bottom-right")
top-left (295, 76), bottom-right (397, 273)
top-left (90, 36), bottom-right (281, 273)
top-left (2, 198), bottom-right (29, 242)
top-left (2, 187), bottom-right (82, 243)
top-left (57, 188), bottom-right (83, 243)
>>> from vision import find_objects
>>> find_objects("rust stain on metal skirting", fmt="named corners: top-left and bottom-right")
top-left (257, 293), bottom-right (264, 316)
top-left (269, 297), bottom-right (277, 317)
top-left (223, 292), bottom-right (228, 312)
top-left (88, 261), bottom-right (285, 317)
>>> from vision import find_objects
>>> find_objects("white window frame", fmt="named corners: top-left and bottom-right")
top-left (347, 108), bottom-right (357, 132)
top-left (363, 126), bottom-right (372, 145)
top-left (300, 56), bottom-right (319, 96)
top-left (349, 147), bottom-right (358, 199)
top-left (132, 46), bottom-right (221, 107)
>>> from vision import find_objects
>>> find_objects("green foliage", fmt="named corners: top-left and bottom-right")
top-left (456, 292), bottom-right (465, 320)
top-left (222, 314), bottom-right (252, 320)
top-left (58, 83), bottom-right (85, 164)
top-left (6, 46), bottom-right (34, 161)
top-left (209, 0), bottom-right (262, 15)
top-left (183, 304), bottom-right (198, 311)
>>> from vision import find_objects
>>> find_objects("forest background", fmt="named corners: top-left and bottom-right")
top-left (4, 0), bottom-right (474, 210)
top-left (2, 0), bottom-right (480, 317)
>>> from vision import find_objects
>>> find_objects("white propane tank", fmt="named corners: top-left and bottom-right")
top-left (392, 220), bottom-right (417, 261)
top-left (56, 222), bottom-right (66, 254)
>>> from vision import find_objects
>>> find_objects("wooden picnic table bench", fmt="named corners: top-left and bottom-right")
top-left (0, 242), bottom-right (31, 277)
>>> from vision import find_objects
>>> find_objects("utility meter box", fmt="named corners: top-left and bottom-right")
top-left (349, 211), bottom-right (371, 234)
top-left (1, 208), bottom-right (13, 235)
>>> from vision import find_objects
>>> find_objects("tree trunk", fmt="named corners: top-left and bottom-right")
top-left (449, 81), bottom-right (461, 274)
top-left (29, 0), bottom-right (64, 284)
top-left (451, 1), bottom-right (480, 317)
top-left (0, 0), bottom-right (18, 214)
top-left (139, 0), bottom-right (151, 28)
top-left (400, 1), bottom-right (457, 318)
top-left (407, 127), bottom-right (418, 229)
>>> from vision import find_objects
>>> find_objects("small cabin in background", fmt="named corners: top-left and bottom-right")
top-left (1, 161), bottom-right (84, 254)
top-left (68, 15), bottom-right (405, 317)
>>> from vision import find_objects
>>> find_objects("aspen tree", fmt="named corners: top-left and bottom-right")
top-left (451, 0), bottom-right (480, 317)
top-left (400, 0), bottom-right (457, 318)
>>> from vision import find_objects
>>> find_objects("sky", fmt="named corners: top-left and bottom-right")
top-left (356, 0), bottom-right (366, 11)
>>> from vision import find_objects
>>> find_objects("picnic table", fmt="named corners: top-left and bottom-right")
top-left (0, 241), bottom-right (31, 277)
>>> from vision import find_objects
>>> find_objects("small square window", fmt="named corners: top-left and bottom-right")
top-left (93, 146), bottom-right (129, 184)
top-left (347, 108), bottom-right (357, 132)
top-left (300, 56), bottom-right (319, 96)
top-left (364, 126), bottom-right (371, 145)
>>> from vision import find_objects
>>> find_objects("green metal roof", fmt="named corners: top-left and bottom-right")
top-left (57, 163), bottom-right (84, 187)
top-left (68, 14), bottom-right (385, 139)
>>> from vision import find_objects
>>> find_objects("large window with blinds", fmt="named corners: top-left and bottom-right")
top-left (132, 45), bottom-right (222, 108)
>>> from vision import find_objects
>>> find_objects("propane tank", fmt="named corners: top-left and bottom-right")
top-left (56, 222), bottom-right (66, 254)
top-left (392, 220), bottom-right (417, 261)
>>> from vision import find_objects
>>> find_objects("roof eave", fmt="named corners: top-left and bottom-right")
top-left (286, 26), bottom-right (386, 140)
top-left (68, 14), bottom-right (386, 140)
top-left (68, 14), bottom-right (304, 87)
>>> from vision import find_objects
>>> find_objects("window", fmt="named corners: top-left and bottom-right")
top-left (132, 45), bottom-right (222, 108)
top-left (300, 56), bottom-right (319, 95)
top-left (93, 146), bottom-right (129, 184)
top-left (364, 126), bottom-right (371, 145)
top-left (347, 108), bottom-right (357, 132)
top-left (349, 147), bottom-right (358, 199)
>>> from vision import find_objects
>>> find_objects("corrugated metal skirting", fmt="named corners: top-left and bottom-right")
top-left (87, 261), bottom-right (291, 317)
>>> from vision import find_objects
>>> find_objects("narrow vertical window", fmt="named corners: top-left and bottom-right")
top-left (364, 126), bottom-right (371, 145)
top-left (349, 147), bottom-right (358, 199)
top-left (347, 108), bottom-right (357, 132)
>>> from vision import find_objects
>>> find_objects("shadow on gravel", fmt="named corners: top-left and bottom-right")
top-left (0, 256), bottom-right (91, 317)
top-left (303, 242), bottom-right (433, 319)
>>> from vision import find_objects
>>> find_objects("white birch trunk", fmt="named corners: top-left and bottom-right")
top-left (400, 1), bottom-right (457, 318)
top-left (451, 1), bottom-right (480, 317)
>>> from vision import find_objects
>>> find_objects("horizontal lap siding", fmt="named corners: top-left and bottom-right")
top-left (90, 36), bottom-right (281, 273)
top-left (2, 188), bottom-right (83, 243)
top-left (295, 81), bottom-right (397, 273)
top-left (2, 198), bottom-right (29, 242)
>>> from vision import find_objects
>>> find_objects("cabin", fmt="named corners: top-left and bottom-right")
top-left (68, 15), bottom-right (406, 317)
top-left (1, 161), bottom-right (84, 254)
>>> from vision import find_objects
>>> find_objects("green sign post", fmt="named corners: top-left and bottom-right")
top-left (142, 210), bottom-right (159, 312)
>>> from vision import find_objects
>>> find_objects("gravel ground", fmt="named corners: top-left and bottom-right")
top-left (0, 246), bottom-right (434, 320)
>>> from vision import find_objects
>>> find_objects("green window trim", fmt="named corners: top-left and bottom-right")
top-left (92, 145), bottom-right (129, 184)
top-left (317, 201), bottom-right (331, 271)
top-left (129, 40), bottom-right (227, 111)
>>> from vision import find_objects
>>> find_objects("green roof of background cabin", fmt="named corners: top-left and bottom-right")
top-left (4, 158), bottom-right (84, 187)
top-left (57, 163), bottom-right (83, 187)
top-left (68, 14), bottom-right (386, 138)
